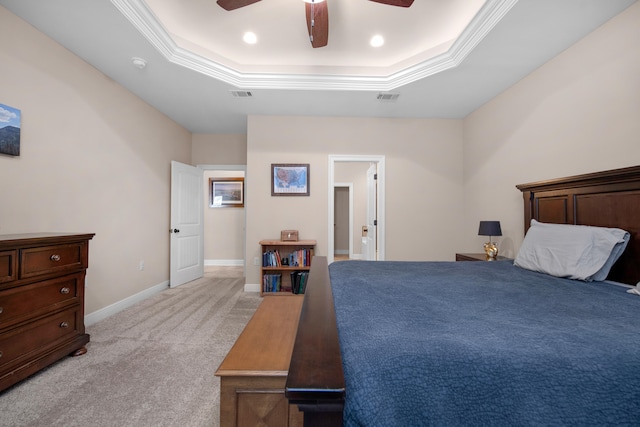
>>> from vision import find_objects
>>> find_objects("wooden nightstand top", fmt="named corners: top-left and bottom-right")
top-left (456, 253), bottom-right (510, 262)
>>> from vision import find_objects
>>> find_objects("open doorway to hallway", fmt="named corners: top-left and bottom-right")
top-left (202, 168), bottom-right (246, 270)
top-left (328, 155), bottom-right (385, 264)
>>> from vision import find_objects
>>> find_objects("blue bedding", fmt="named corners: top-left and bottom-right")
top-left (329, 260), bottom-right (640, 426)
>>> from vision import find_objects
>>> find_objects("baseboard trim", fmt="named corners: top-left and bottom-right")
top-left (244, 283), bottom-right (260, 293)
top-left (205, 259), bottom-right (244, 266)
top-left (85, 280), bottom-right (170, 326)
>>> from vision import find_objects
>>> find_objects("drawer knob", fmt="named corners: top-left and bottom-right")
top-left (0, 307), bottom-right (3, 315)
top-left (60, 321), bottom-right (69, 328)
top-left (0, 351), bottom-right (3, 359)
top-left (50, 254), bottom-right (61, 262)
top-left (60, 287), bottom-right (71, 295)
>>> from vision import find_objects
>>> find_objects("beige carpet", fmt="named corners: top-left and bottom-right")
top-left (0, 267), bottom-right (261, 427)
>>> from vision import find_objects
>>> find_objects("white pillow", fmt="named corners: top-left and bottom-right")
top-left (514, 219), bottom-right (630, 281)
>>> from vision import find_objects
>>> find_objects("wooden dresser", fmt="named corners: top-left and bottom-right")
top-left (0, 233), bottom-right (94, 392)
top-left (216, 296), bottom-right (304, 427)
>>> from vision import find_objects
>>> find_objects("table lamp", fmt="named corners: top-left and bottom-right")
top-left (478, 221), bottom-right (502, 259)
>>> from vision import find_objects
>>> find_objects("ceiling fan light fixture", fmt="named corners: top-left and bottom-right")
top-left (370, 35), bottom-right (384, 48)
top-left (243, 32), bottom-right (257, 44)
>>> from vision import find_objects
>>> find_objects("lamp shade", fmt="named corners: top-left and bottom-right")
top-left (478, 221), bottom-right (502, 237)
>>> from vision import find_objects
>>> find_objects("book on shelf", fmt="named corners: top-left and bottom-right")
top-left (287, 249), bottom-right (312, 267)
top-left (262, 250), bottom-right (282, 267)
top-left (290, 271), bottom-right (309, 294)
top-left (263, 248), bottom-right (312, 268)
top-left (263, 273), bottom-right (282, 293)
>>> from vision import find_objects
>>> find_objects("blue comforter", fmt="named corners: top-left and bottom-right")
top-left (329, 260), bottom-right (640, 426)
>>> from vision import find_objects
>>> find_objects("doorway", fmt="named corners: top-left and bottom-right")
top-left (328, 155), bottom-right (385, 264)
top-left (200, 165), bottom-right (247, 275)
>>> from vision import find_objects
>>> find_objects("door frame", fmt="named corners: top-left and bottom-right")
top-left (364, 163), bottom-right (377, 261)
top-left (328, 155), bottom-right (385, 264)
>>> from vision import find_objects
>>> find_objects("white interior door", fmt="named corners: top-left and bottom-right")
top-left (170, 161), bottom-right (204, 288)
top-left (364, 163), bottom-right (377, 260)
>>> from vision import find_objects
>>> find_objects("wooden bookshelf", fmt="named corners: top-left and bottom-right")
top-left (260, 239), bottom-right (316, 296)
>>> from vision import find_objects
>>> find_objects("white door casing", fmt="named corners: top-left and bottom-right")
top-left (170, 161), bottom-right (204, 288)
top-left (364, 163), bottom-right (377, 260)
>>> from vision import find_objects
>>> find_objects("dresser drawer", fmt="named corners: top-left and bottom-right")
top-left (0, 250), bottom-right (17, 284)
top-left (0, 307), bottom-right (81, 370)
top-left (20, 243), bottom-right (86, 279)
top-left (0, 273), bottom-right (82, 330)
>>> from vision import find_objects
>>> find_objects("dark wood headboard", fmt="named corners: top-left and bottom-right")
top-left (286, 165), bottom-right (640, 426)
top-left (516, 165), bottom-right (640, 285)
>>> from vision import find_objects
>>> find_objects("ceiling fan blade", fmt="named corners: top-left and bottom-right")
top-left (369, 0), bottom-right (414, 7)
top-left (306, 1), bottom-right (328, 48)
top-left (217, 0), bottom-right (261, 11)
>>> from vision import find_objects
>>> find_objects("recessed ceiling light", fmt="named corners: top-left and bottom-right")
top-left (302, 0), bottom-right (326, 3)
top-left (243, 32), bottom-right (257, 44)
top-left (370, 35), bottom-right (384, 48)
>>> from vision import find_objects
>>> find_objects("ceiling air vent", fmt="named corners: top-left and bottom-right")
top-left (377, 93), bottom-right (399, 102)
top-left (230, 90), bottom-right (253, 98)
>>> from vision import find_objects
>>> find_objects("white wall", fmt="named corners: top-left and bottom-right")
top-left (463, 1), bottom-right (640, 258)
top-left (0, 6), bottom-right (191, 315)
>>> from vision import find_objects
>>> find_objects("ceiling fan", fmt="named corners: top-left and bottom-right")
top-left (216, 0), bottom-right (414, 48)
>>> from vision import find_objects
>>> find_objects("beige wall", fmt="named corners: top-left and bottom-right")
top-left (3, 1), bottom-right (639, 314)
top-left (462, 1), bottom-right (640, 258)
top-left (0, 7), bottom-right (191, 315)
top-left (203, 170), bottom-right (245, 263)
top-left (192, 134), bottom-right (247, 165)
top-left (334, 162), bottom-right (370, 256)
top-left (246, 116), bottom-right (464, 286)
top-left (334, 187), bottom-right (349, 253)
top-left (193, 134), bottom-right (247, 265)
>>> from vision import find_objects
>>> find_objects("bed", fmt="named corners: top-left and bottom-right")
top-left (285, 165), bottom-right (640, 426)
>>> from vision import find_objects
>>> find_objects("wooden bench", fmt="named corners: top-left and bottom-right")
top-left (215, 295), bottom-right (304, 427)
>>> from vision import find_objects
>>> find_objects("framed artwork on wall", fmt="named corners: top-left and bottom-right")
top-left (0, 103), bottom-right (21, 156)
top-left (210, 177), bottom-right (244, 208)
top-left (271, 164), bottom-right (310, 196)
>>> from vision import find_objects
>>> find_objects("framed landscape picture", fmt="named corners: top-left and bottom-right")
top-left (271, 164), bottom-right (309, 196)
top-left (0, 103), bottom-right (21, 156)
top-left (210, 177), bottom-right (244, 208)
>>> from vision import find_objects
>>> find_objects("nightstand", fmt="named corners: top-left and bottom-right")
top-left (456, 253), bottom-right (510, 262)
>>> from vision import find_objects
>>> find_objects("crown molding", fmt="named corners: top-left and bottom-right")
top-left (110, 0), bottom-right (518, 91)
